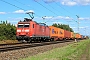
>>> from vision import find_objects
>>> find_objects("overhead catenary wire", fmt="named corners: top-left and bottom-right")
top-left (14, 0), bottom-right (59, 23)
top-left (0, 0), bottom-right (25, 10)
top-left (0, 0), bottom-right (59, 25)
top-left (43, 1), bottom-right (72, 19)
top-left (0, 0), bottom-right (75, 20)
top-left (49, 0), bottom-right (80, 33)
top-left (34, 0), bottom-right (58, 16)
top-left (52, 1), bottom-right (78, 23)
top-left (14, 0), bottom-right (47, 17)
top-left (0, 0), bottom-right (78, 23)
top-left (42, 0), bottom-right (78, 24)
top-left (42, 0), bottom-right (73, 23)
top-left (43, 0), bottom-right (76, 17)
top-left (14, 0), bottom-right (56, 23)
top-left (54, 1), bottom-right (76, 16)
top-left (34, 0), bottom-right (70, 24)
top-left (42, 0), bottom-right (64, 15)
top-left (14, 0), bottom-right (60, 25)
top-left (42, 0), bottom-right (78, 27)
top-left (0, 0), bottom-right (41, 17)
top-left (16, 0), bottom-right (66, 25)
top-left (42, 0), bottom-right (74, 18)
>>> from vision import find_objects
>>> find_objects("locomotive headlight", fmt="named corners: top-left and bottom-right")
top-left (25, 30), bottom-right (29, 32)
top-left (17, 30), bottom-right (21, 32)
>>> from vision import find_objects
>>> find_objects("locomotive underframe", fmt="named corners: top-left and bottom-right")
top-left (16, 35), bottom-right (52, 42)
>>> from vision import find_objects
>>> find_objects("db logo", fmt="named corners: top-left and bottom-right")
top-left (52, 29), bottom-right (54, 34)
top-left (22, 29), bottom-right (25, 32)
top-left (60, 31), bottom-right (63, 34)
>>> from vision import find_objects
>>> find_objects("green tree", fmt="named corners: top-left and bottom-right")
top-left (52, 23), bottom-right (74, 32)
top-left (0, 20), bottom-right (16, 40)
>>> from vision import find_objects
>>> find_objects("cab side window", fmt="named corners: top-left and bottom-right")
top-left (33, 24), bottom-right (34, 28)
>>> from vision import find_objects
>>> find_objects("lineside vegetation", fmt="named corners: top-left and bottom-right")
top-left (0, 20), bottom-right (16, 40)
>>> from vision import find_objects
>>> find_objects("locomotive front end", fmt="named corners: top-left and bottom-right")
top-left (16, 23), bottom-right (30, 40)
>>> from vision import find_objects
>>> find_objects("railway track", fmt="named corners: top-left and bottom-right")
top-left (0, 40), bottom-right (73, 52)
top-left (0, 42), bottom-right (23, 46)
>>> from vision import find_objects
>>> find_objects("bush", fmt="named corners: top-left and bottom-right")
top-left (0, 20), bottom-right (16, 40)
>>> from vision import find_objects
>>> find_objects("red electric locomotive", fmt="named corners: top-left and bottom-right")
top-left (16, 18), bottom-right (50, 42)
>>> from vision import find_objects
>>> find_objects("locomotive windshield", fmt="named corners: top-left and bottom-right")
top-left (24, 24), bottom-right (29, 27)
top-left (18, 24), bottom-right (30, 28)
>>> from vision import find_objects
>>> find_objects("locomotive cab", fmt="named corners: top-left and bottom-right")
top-left (16, 18), bottom-right (33, 42)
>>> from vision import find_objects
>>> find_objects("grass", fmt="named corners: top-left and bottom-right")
top-left (89, 45), bottom-right (90, 59)
top-left (87, 41), bottom-right (90, 60)
top-left (67, 40), bottom-right (90, 60)
top-left (0, 40), bottom-right (18, 44)
top-left (21, 39), bottom-right (90, 60)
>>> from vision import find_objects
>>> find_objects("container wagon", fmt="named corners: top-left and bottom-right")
top-left (64, 30), bottom-right (71, 40)
top-left (58, 28), bottom-right (64, 40)
top-left (49, 26), bottom-right (64, 41)
top-left (70, 32), bottom-right (74, 40)
top-left (74, 33), bottom-right (81, 40)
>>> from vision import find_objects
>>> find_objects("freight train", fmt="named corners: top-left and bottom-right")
top-left (16, 18), bottom-right (88, 42)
